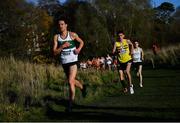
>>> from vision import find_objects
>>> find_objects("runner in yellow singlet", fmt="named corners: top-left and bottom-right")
top-left (112, 31), bottom-right (134, 94)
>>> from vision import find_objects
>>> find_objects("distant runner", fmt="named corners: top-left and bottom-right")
top-left (132, 41), bottom-right (144, 87)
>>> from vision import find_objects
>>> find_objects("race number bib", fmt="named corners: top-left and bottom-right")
top-left (62, 50), bottom-right (71, 56)
top-left (60, 48), bottom-right (78, 64)
top-left (120, 48), bottom-right (126, 54)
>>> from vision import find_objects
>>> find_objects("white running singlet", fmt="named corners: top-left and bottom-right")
top-left (58, 32), bottom-right (78, 64)
top-left (133, 47), bottom-right (142, 63)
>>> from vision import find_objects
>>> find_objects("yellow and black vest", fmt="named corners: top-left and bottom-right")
top-left (116, 39), bottom-right (132, 63)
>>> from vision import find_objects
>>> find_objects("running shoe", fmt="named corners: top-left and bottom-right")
top-left (130, 86), bottom-right (134, 94)
top-left (140, 84), bottom-right (143, 87)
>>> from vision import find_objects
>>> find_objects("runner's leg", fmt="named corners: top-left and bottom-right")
top-left (138, 65), bottom-right (143, 87)
top-left (119, 70), bottom-right (127, 92)
top-left (69, 64), bottom-right (77, 101)
top-left (126, 62), bottom-right (132, 86)
top-left (75, 80), bottom-right (83, 89)
top-left (126, 62), bottom-right (134, 94)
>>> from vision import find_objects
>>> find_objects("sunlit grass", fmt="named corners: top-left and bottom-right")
top-left (144, 43), bottom-right (180, 67)
top-left (0, 56), bottom-right (113, 121)
top-left (0, 56), bottom-right (65, 104)
top-left (0, 43), bottom-right (180, 121)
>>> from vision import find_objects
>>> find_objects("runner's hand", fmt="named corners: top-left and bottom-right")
top-left (56, 42), bottom-right (70, 55)
top-left (74, 49), bottom-right (80, 54)
top-left (62, 42), bottom-right (70, 48)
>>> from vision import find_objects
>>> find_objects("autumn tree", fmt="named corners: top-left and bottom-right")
top-left (0, 0), bottom-right (52, 61)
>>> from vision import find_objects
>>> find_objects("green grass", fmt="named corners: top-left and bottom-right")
top-left (33, 68), bottom-right (180, 122)
top-left (144, 44), bottom-right (180, 67)
top-left (54, 68), bottom-right (180, 122)
top-left (0, 56), bottom-right (180, 121)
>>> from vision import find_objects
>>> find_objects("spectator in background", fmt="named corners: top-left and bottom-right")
top-left (80, 61), bottom-right (87, 70)
top-left (151, 41), bottom-right (160, 69)
top-left (106, 54), bottom-right (113, 70)
top-left (152, 42), bottom-right (160, 55)
top-left (100, 56), bottom-right (106, 70)
top-left (86, 59), bottom-right (92, 68)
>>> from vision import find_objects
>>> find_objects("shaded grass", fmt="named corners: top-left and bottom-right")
top-left (83, 68), bottom-right (180, 121)
top-left (44, 68), bottom-right (180, 121)
top-left (0, 56), bottom-right (180, 121)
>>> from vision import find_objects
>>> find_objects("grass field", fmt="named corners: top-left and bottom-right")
top-left (46, 68), bottom-right (180, 122)
top-left (0, 56), bottom-right (180, 121)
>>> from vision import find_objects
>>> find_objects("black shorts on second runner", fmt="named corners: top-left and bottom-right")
top-left (117, 60), bottom-right (132, 71)
top-left (133, 62), bottom-right (143, 70)
top-left (62, 61), bottom-right (78, 77)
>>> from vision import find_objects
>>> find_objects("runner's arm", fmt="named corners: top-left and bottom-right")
top-left (53, 34), bottom-right (70, 56)
top-left (127, 39), bottom-right (134, 55)
top-left (141, 48), bottom-right (144, 61)
top-left (71, 32), bottom-right (84, 54)
top-left (112, 43), bottom-right (116, 54)
top-left (53, 35), bottom-right (61, 56)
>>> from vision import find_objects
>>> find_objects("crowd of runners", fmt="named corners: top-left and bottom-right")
top-left (79, 54), bottom-right (115, 71)
top-left (79, 31), bottom-right (144, 94)
top-left (53, 17), bottom-right (155, 112)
